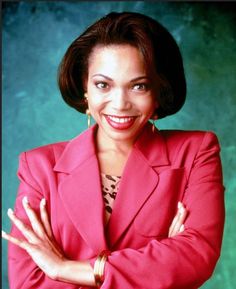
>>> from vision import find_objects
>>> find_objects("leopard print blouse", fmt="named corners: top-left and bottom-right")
top-left (101, 173), bottom-right (121, 224)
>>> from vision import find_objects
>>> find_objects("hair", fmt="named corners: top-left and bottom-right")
top-left (58, 11), bottom-right (186, 119)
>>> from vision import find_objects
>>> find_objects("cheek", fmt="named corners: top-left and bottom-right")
top-left (87, 96), bottom-right (105, 114)
top-left (137, 97), bottom-right (156, 115)
top-left (87, 86), bottom-right (106, 109)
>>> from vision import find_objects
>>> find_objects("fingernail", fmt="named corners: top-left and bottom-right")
top-left (2, 230), bottom-right (7, 237)
top-left (180, 224), bottom-right (185, 231)
top-left (41, 198), bottom-right (46, 206)
top-left (23, 196), bottom-right (29, 204)
top-left (7, 208), bottom-right (14, 215)
top-left (178, 202), bottom-right (181, 209)
top-left (180, 206), bottom-right (185, 214)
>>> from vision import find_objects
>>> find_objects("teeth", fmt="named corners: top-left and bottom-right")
top-left (108, 115), bottom-right (133, 123)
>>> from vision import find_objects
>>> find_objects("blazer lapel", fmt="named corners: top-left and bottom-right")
top-left (107, 123), bottom-right (170, 247)
top-left (107, 150), bottom-right (159, 247)
top-left (54, 126), bottom-right (108, 254)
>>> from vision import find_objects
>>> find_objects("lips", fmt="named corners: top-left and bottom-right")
top-left (104, 115), bottom-right (137, 130)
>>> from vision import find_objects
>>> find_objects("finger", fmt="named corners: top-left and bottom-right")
top-left (22, 197), bottom-right (46, 239)
top-left (40, 199), bottom-right (53, 238)
top-left (168, 214), bottom-right (179, 237)
top-left (171, 206), bottom-right (187, 236)
top-left (2, 230), bottom-right (29, 250)
top-left (168, 202), bottom-right (183, 237)
top-left (7, 208), bottom-right (39, 243)
top-left (180, 224), bottom-right (185, 233)
top-left (40, 199), bottom-right (64, 257)
top-left (168, 202), bottom-right (187, 237)
top-left (169, 204), bottom-right (187, 237)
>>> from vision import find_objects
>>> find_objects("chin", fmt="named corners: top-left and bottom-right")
top-left (106, 127), bottom-right (143, 142)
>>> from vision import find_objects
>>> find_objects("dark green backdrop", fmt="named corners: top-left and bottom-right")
top-left (2, 1), bottom-right (236, 288)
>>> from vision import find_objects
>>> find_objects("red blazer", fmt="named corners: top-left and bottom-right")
top-left (8, 123), bottom-right (225, 289)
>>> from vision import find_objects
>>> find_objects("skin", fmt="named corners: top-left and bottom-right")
top-left (2, 44), bottom-right (187, 286)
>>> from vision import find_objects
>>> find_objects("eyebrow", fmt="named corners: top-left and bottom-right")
top-left (92, 74), bottom-right (151, 82)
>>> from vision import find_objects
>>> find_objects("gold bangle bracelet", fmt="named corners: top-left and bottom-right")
top-left (94, 250), bottom-right (110, 287)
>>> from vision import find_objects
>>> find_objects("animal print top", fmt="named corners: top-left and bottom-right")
top-left (101, 173), bottom-right (121, 224)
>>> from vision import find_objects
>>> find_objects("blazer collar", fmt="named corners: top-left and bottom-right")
top-left (134, 122), bottom-right (170, 167)
top-left (54, 122), bottom-right (169, 174)
top-left (53, 125), bottom-right (98, 173)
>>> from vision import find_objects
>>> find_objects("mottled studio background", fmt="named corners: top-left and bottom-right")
top-left (2, 1), bottom-right (236, 288)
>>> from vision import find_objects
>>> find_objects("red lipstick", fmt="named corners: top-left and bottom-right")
top-left (104, 115), bottom-right (137, 130)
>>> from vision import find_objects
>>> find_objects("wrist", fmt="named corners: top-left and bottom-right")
top-left (54, 258), bottom-right (69, 281)
top-left (56, 259), bottom-right (95, 286)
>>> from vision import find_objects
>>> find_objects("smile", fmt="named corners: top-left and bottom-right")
top-left (107, 115), bottom-right (135, 123)
top-left (104, 115), bottom-right (137, 130)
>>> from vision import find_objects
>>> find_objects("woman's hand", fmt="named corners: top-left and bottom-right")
top-left (2, 197), bottom-right (66, 280)
top-left (168, 202), bottom-right (187, 237)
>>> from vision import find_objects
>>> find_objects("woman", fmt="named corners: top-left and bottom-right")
top-left (2, 12), bottom-right (224, 289)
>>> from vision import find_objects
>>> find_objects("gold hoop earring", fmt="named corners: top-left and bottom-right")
top-left (84, 93), bottom-right (91, 128)
top-left (152, 115), bottom-right (158, 133)
top-left (86, 109), bottom-right (91, 128)
top-left (152, 120), bottom-right (156, 133)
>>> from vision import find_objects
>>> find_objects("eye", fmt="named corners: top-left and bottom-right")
top-left (132, 83), bottom-right (148, 91)
top-left (95, 82), bottom-right (109, 89)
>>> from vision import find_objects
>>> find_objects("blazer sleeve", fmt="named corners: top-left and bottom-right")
top-left (101, 132), bottom-right (225, 289)
top-left (8, 152), bottom-right (79, 289)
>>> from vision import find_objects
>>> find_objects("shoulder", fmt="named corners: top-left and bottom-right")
top-left (18, 140), bottom-right (69, 169)
top-left (158, 130), bottom-right (221, 165)
top-left (16, 141), bottom-right (70, 191)
top-left (160, 130), bottom-right (220, 149)
top-left (18, 126), bottom-right (97, 175)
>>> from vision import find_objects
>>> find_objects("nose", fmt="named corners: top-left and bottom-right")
top-left (111, 88), bottom-right (131, 111)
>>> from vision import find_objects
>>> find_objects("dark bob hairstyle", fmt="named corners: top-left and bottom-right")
top-left (58, 12), bottom-right (186, 119)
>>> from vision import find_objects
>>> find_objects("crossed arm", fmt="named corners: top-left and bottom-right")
top-left (2, 196), bottom-right (187, 287)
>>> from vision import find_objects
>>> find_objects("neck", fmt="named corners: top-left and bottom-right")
top-left (96, 129), bottom-right (134, 155)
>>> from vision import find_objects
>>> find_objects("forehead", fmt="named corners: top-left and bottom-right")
top-left (88, 44), bottom-right (147, 76)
